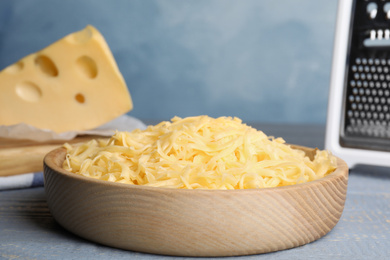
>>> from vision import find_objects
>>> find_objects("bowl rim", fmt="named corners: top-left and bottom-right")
top-left (44, 146), bottom-right (349, 194)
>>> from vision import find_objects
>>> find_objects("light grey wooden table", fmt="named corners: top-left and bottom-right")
top-left (1, 123), bottom-right (389, 259)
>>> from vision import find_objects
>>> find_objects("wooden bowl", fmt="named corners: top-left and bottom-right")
top-left (43, 145), bottom-right (348, 257)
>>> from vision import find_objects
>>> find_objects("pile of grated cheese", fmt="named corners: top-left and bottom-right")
top-left (63, 116), bottom-right (337, 189)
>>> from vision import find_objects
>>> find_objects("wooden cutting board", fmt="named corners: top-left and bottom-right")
top-left (0, 135), bottom-right (107, 177)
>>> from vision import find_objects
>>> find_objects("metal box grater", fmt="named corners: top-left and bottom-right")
top-left (325, 0), bottom-right (390, 167)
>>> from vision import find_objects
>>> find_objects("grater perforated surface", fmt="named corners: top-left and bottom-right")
top-left (341, 0), bottom-right (390, 151)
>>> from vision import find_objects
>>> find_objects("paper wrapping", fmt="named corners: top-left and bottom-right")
top-left (0, 115), bottom-right (147, 142)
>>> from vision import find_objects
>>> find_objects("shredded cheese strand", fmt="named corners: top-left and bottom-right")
top-left (63, 116), bottom-right (337, 189)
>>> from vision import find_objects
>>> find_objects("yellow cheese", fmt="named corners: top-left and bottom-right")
top-left (0, 25), bottom-right (132, 133)
top-left (63, 116), bottom-right (337, 189)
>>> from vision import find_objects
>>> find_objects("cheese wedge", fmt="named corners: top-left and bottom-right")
top-left (0, 25), bottom-right (132, 133)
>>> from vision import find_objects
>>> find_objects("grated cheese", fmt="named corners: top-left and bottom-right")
top-left (63, 116), bottom-right (337, 189)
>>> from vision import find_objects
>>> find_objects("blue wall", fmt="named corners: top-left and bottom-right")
top-left (0, 0), bottom-right (338, 124)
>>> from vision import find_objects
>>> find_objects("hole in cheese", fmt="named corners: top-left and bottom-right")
top-left (75, 93), bottom-right (85, 103)
top-left (76, 56), bottom-right (98, 78)
top-left (35, 55), bottom-right (59, 77)
top-left (15, 81), bottom-right (42, 102)
top-left (5, 61), bottom-right (24, 73)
